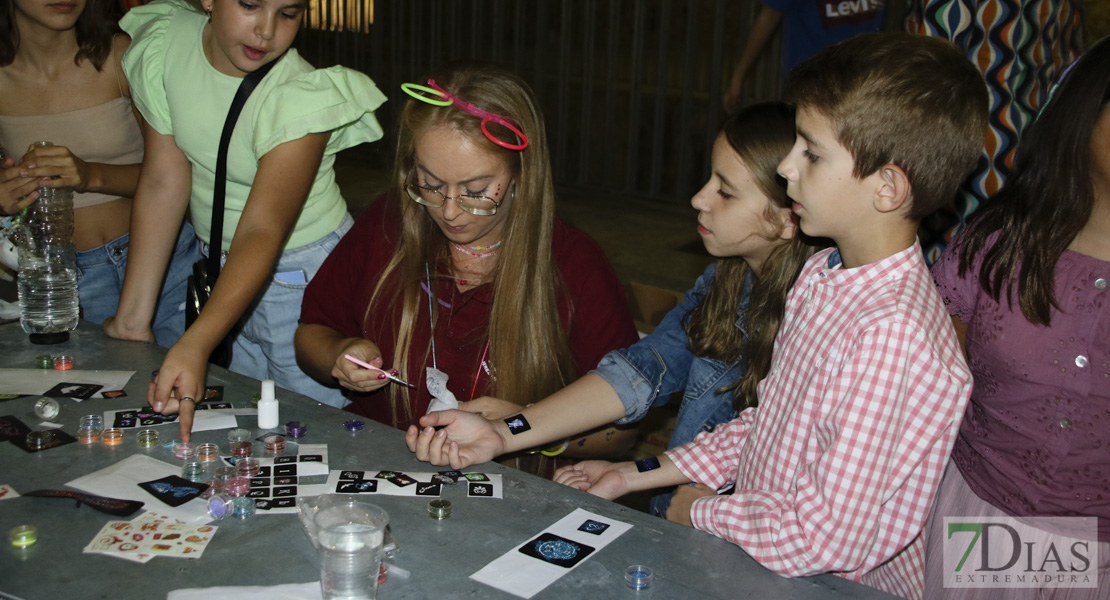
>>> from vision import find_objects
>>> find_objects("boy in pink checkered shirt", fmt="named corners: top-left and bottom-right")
top-left (554, 33), bottom-right (988, 599)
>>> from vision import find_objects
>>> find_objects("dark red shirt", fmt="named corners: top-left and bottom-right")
top-left (300, 197), bottom-right (639, 431)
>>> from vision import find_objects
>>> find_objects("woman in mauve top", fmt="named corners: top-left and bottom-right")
top-left (926, 35), bottom-right (1110, 599)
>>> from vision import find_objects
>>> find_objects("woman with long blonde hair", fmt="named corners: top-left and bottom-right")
top-left (296, 61), bottom-right (639, 469)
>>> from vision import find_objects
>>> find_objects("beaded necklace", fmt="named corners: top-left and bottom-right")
top-left (451, 240), bottom-right (502, 258)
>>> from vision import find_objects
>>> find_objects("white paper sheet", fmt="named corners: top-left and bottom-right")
top-left (66, 454), bottom-right (211, 524)
top-left (470, 508), bottom-right (632, 599)
top-left (167, 582), bottom-right (322, 600)
top-left (0, 368), bottom-right (135, 398)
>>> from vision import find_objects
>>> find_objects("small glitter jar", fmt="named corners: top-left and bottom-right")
top-left (172, 441), bottom-right (196, 459)
top-left (181, 461), bottom-right (205, 482)
top-left (263, 434), bottom-right (285, 453)
top-left (236, 457), bottom-right (260, 477)
top-left (137, 429), bottom-right (159, 448)
top-left (76, 426), bottom-right (102, 444)
top-left (232, 497), bottom-right (254, 519)
top-left (343, 420), bottom-right (365, 432)
top-left (34, 354), bottom-right (53, 369)
top-left (25, 431), bottom-right (54, 450)
top-left (227, 428), bottom-right (252, 457)
top-left (79, 414), bottom-right (104, 429)
top-left (428, 499), bottom-right (452, 520)
top-left (102, 428), bottom-right (123, 446)
top-left (196, 443), bottom-right (219, 462)
top-left (52, 355), bottom-right (73, 370)
top-left (225, 477), bottom-right (250, 497)
top-left (284, 421), bottom-right (306, 438)
top-left (207, 494), bottom-right (234, 520)
top-left (625, 565), bottom-right (653, 590)
top-left (10, 525), bottom-right (37, 548)
top-left (33, 397), bottom-right (60, 421)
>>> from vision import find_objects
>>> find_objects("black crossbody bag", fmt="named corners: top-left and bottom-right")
top-left (185, 58), bottom-right (280, 368)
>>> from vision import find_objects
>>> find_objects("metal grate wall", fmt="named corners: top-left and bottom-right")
top-left (295, 0), bottom-right (782, 204)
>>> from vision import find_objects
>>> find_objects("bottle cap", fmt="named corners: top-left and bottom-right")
top-left (260, 380), bottom-right (275, 403)
top-left (29, 332), bottom-right (68, 345)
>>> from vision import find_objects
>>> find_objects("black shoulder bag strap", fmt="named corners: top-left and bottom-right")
top-left (205, 56), bottom-right (282, 285)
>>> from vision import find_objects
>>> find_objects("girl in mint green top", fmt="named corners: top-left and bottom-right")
top-left (105, 0), bottom-right (386, 437)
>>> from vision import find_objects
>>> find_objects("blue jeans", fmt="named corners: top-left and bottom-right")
top-left (202, 214), bottom-right (353, 409)
top-left (76, 221), bottom-right (201, 348)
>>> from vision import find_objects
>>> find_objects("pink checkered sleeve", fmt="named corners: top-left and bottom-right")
top-left (665, 408), bottom-right (758, 491)
top-left (671, 320), bottom-right (967, 581)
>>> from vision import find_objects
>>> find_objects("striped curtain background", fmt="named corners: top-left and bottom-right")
top-left (908, 0), bottom-right (1085, 263)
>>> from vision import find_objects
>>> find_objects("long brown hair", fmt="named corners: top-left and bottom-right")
top-left (957, 36), bottom-right (1110, 326)
top-left (367, 61), bottom-right (577, 427)
top-left (0, 0), bottom-right (119, 69)
top-left (685, 103), bottom-right (818, 411)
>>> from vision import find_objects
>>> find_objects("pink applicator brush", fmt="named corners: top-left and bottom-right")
top-left (343, 354), bottom-right (416, 388)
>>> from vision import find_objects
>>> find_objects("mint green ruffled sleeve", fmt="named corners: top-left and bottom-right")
top-left (253, 67), bottom-right (388, 157)
top-left (120, 0), bottom-right (185, 135)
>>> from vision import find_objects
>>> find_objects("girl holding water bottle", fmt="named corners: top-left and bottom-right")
top-left (0, 0), bottom-right (200, 345)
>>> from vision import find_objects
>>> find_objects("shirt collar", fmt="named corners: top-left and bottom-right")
top-left (814, 238), bottom-right (923, 287)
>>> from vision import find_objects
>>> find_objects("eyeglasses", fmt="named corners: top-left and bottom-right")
top-left (400, 79), bottom-right (529, 151)
top-left (404, 175), bottom-right (511, 216)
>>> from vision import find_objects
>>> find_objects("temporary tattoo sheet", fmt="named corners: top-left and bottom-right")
top-left (324, 470), bottom-right (502, 499)
top-left (104, 403), bottom-right (238, 432)
top-left (221, 444), bottom-right (330, 515)
top-left (83, 512), bottom-right (217, 563)
top-left (470, 508), bottom-right (631, 598)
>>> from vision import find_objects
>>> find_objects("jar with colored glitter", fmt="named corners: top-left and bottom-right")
top-left (227, 428), bottom-right (252, 457)
top-left (285, 421), bottom-right (306, 438)
top-left (25, 430), bottom-right (54, 450)
top-left (225, 477), bottom-right (250, 497)
top-left (76, 426), bottom-right (101, 444)
top-left (196, 443), bottom-right (219, 462)
top-left (137, 429), bottom-right (159, 448)
top-left (172, 440), bottom-right (196, 460)
top-left (236, 457), bottom-right (260, 477)
top-left (102, 428), bottom-right (123, 446)
top-left (207, 494), bottom-right (235, 520)
top-left (52, 355), bottom-right (73, 370)
top-left (263, 434), bottom-right (285, 454)
top-left (181, 461), bottom-right (205, 482)
top-left (232, 497), bottom-right (255, 519)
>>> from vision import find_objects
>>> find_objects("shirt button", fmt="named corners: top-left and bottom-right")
top-left (1096, 278), bottom-right (1107, 290)
top-left (1075, 355), bottom-right (1089, 368)
top-left (1059, 418), bottom-right (1073, 429)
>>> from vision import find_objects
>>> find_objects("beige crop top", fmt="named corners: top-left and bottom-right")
top-left (0, 96), bottom-right (144, 209)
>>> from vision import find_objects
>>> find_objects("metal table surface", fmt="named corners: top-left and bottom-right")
top-left (0, 322), bottom-right (894, 599)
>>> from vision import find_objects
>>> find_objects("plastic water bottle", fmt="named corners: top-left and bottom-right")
top-left (17, 141), bottom-right (78, 344)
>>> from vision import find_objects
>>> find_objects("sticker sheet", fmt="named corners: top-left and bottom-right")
top-left (222, 444), bottom-right (329, 515)
top-left (470, 508), bottom-right (632, 598)
top-left (83, 512), bottom-right (217, 563)
top-left (324, 469), bottom-right (503, 499)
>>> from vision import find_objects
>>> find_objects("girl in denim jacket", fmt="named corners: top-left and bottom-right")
top-left (408, 102), bottom-right (820, 515)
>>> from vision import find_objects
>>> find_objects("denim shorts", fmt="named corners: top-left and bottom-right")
top-left (201, 213), bottom-right (353, 408)
top-left (76, 221), bottom-right (201, 348)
